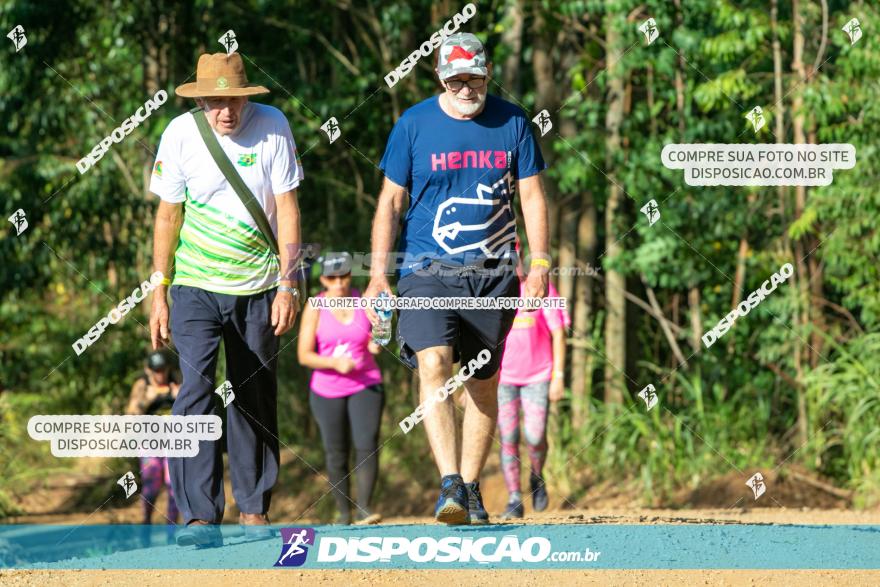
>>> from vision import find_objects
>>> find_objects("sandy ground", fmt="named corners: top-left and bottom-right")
top-left (4, 568), bottom-right (880, 586)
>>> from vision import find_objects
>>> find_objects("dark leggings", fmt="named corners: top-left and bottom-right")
top-left (309, 385), bottom-right (384, 517)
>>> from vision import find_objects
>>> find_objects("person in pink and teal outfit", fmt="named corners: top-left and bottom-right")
top-left (297, 253), bottom-right (384, 525)
top-left (497, 245), bottom-right (570, 518)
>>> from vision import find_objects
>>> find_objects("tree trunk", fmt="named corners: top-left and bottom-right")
top-left (687, 286), bottom-right (702, 354)
top-left (772, 0), bottom-right (788, 234)
top-left (501, 0), bottom-right (524, 94)
top-left (603, 4), bottom-right (626, 404)
top-left (671, 0), bottom-right (701, 358)
top-left (730, 193), bottom-right (756, 309)
top-left (531, 6), bottom-right (558, 252)
top-left (806, 1), bottom-right (828, 368)
top-left (571, 193), bottom-right (597, 425)
top-left (790, 0), bottom-right (809, 447)
top-left (141, 3), bottom-right (167, 293)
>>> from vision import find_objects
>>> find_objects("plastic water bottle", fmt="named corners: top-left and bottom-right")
top-left (372, 292), bottom-right (393, 346)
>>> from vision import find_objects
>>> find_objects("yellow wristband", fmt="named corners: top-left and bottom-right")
top-left (530, 258), bottom-right (551, 269)
top-left (160, 277), bottom-right (172, 286)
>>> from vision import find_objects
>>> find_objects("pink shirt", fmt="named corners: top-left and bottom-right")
top-left (499, 282), bottom-right (571, 386)
top-left (309, 291), bottom-right (383, 398)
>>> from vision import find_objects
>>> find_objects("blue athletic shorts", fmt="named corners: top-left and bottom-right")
top-left (395, 262), bottom-right (519, 379)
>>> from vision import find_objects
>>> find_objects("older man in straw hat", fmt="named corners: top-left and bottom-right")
top-left (149, 52), bottom-right (303, 547)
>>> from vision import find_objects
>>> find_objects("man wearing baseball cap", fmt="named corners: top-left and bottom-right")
top-left (149, 52), bottom-right (304, 546)
top-left (365, 32), bottom-right (550, 524)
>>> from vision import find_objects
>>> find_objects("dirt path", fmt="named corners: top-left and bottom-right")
top-left (6, 445), bottom-right (857, 526)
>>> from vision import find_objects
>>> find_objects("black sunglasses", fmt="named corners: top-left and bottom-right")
top-left (445, 77), bottom-right (487, 91)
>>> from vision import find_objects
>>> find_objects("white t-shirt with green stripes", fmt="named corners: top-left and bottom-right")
top-left (149, 102), bottom-right (303, 295)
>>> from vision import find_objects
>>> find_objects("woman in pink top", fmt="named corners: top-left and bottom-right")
top-left (297, 253), bottom-right (384, 525)
top-left (497, 249), bottom-right (570, 519)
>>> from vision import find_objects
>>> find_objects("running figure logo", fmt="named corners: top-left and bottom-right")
top-left (432, 171), bottom-right (517, 257)
top-left (532, 109), bottom-right (552, 137)
top-left (746, 106), bottom-right (766, 134)
top-left (8, 209), bottom-right (28, 236)
top-left (637, 384), bottom-right (658, 411)
top-left (640, 199), bottom-right (660, 226)
top-left (638, 18), bottom-right (659, 45)
top-left (842, 18), bottom-right (862, 46)
top-left (321, 117), bottom-right (341, 144)
top-left (274, 528), bottom-right (316, 567)
top-left (215, 380), bottom-right (235, 408)
top-left (7, 25), bottom-right (27, 52)
top-left (746, 472), bottom-right (766, 500)
top-left (218, 29), bottom-right (238, 54)
top-left (118, 471), bottom-right (138, 498)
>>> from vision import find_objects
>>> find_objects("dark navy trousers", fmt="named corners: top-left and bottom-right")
top-left (168, 285), bottom-right (280, 525)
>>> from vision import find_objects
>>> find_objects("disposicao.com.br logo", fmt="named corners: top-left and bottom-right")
top-left (318, 535), bottom-right (550, 563)
top-left (279, 533), bottom-right (600, 566)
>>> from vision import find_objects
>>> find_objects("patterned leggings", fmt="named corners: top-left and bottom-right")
top-left (497, 381), bottom-right (550, 495)
top-left (139, 456), bottom-right (179, 524)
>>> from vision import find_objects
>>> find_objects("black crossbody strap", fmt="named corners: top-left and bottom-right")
top-left (189, 106), bottom-right (279, 255)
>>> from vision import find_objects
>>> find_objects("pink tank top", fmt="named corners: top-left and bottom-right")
top-left (309, 290), bottom-right (383, 398)
top-left (499, 282), bottom-right (570, 386)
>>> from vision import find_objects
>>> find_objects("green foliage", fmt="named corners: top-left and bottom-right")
top-left (549, 369), bottom-right (776, 505)
top-left (0, 392), bottom-right (73, 516)
top-left (804, 333), bottom-right (880, 507)
top-left (2, 0), bottom-right (880, 516)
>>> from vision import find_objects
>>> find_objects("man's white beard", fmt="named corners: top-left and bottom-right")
top-left (451, 93), bottom-right (485, 116)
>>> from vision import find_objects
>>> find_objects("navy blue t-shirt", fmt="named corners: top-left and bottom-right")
top-left (379, 94), bottom-right (546, 276)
